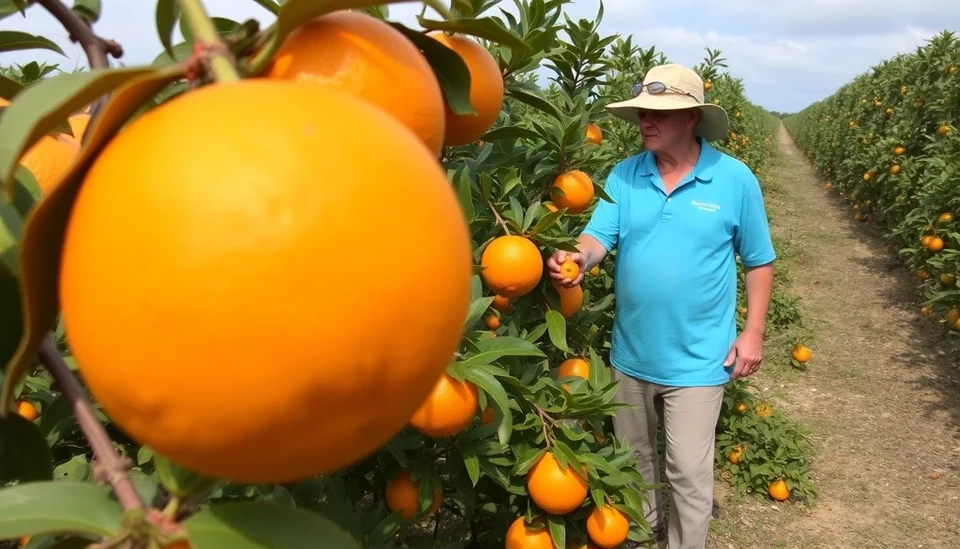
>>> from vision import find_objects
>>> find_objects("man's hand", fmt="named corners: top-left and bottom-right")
top-left (546, 250), bottom-right (587, 288)
top-left (725, 329), bottom-right (764, 380)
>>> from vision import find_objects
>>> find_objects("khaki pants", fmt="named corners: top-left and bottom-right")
top-left (611, 368), bottom-right (725, 549)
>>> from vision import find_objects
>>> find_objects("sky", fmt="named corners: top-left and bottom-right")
top-left (0, 0), bottom-right (957, 113)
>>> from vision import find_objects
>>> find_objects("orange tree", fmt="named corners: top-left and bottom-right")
top-left (785, 30), bottom-right (960, 331)
top-left (0, 1), bottom-right (815, 548)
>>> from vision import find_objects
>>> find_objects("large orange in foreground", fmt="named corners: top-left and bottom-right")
top-left (59, 80), bottom-right (473, 484)
top-left (427, 32), bottom-right (504, 147)
top-left (264, 11), bottom-right (446, 155)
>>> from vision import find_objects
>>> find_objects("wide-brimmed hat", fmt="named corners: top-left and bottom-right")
top-left (605, 63), bottom-right (729, 142)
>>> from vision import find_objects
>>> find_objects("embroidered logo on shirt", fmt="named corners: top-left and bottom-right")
top-left (691, 200), bottom-right (721, 213)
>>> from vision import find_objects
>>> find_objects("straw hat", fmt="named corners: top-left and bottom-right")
top-left (605, 63), bottom-right (729, 142)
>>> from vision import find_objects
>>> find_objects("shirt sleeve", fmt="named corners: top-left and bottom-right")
top-left (581, 163), bottom-right (623, 252)
top-left (734, 172), bottom-right (776, 267)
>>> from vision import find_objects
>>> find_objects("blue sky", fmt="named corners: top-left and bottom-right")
top-left (1, 0), bottom-right (957, 113)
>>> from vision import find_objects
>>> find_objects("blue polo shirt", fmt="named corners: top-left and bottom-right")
top-left (582, 137), bottom-right (775, 387)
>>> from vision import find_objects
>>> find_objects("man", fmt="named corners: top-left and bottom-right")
top-left (547, 63), bottom-right (775, 549)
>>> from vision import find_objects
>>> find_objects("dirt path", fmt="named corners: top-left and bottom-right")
top-left (706, 124), bottom-right (960, 548)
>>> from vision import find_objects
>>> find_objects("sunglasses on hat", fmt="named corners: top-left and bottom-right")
top-left (631, 81), bottom-right (698, 100)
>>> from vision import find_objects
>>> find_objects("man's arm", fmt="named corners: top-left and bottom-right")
top-left (575, 234), bottom-right (609, 272)
top-left (743, 262), bottom-right (774, 336)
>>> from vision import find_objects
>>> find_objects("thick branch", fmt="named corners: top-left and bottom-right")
top-left (39, 338), bottom-right (145, 511)
top-left (35, 0), bottom-right (123, 120)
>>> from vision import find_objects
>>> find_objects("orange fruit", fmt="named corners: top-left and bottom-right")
top-left (920, 235), bottom-right (933, 248)
top-left (939, 125), bottom-right (950, 136)
top-left (938, 212), bottom-right (954, 223)
top-left (863, 172), bottom-right (871, 181)
top-left (589, 265), bottom-right (600, 276)
top-left (15, 400), bottom-right (38, 422)
top-left (0, 98), bottom-right (80, 194)
top-left (58, 80), bottom-right (472, 484)
top-left (940, 273), bottom-right (955, 286)
top-left (526, 451), bottom-right (588, 515)
top-left (69, 113), bottom-right (91, 142)
top-left (728, 446), bottom-right (744, 465)
top-left (585, 504), bottom-right (630, 548)
top-left (756, 403), bottom-right (774, 418)
top-left (889, 164), bottom-right (901, 174)
top-left (558, 357), bottom-right (589, 380)
top-left (505, 516), bottom-right (553, 549)
top-left (791, 344), bottom-right (811, 363)
top-left (264, 10), bottom-right (446, 155)
top-left (427, 32), bottom-right (503, 147)
top-left (768, 479), bottom-right (790, 501)
top-left (410, 372), bottom-right (479, 438)
top-left (480, 406), bottom-right (496, 425)
top-left (921, 306), bottom-right (931, 315)
top-left (480, 235), bottom-right (544, 298)
top-left (551, 170), bottom-right (595, 214)
top-left (893, 146), bottom-right (905, 155)
top-left (945, 308), bottom-right (960, 325)
top-left (703, 81), bottom-right (712, 90)
top-left (557, 356), bottom-right (589, 391)
top-left (927, 237), bottom-right (945, 252)
top-left (734, 402), bottom-right (748, 414)
top-left (556, 284), bottom-right (583, 319)
top-left (585, 123), bottom-right (602, 145)
top-left (491, 295), bottom-right (513, 313)
top-left (485, 313), bottom-right (501, 330)
top-left (919, 269), bottom-right (931, 280)
top-left (385, 468), bottom-right (442, 520)
top-left (559, 257), bottom-right (580, 280)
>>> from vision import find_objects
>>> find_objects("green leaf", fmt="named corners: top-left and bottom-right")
top-left (0, 66), bottom-right (157, 192)
top-left (0, 198), bottom-right (22, 373)
top-left (0, 65), bottom-right (185, 410)
top-left (0, 75), bottom-right (23, 100)
top-left (155, 0), bottom-right (180, 59)
top-left (481, 125), bottom-right (540, 142)
top-left (462, 451), bottom-right (480, 486)
top-left (545, 310), bottom-right (569, 352)
top-left (71, 0), bottom-right (100, 23)
top-left (0, 481), bottom-right (122, 539)
top-left (527, 208), bottom-right (564, 237)
top-left (184, 501), bottom-right (363, 549)
top-left (0, 31), bottom-right (64, 56)
top-left (463, 365), bottom-right (513, 444)
top-left (464, 296), bottom-right (495, 329)
top-left (248, 0), bottom-right (280, 15)
top-left (389, 23), bottom-right (475, 116)
top-left (511, 446), bottom-right (546, 476)
top-left (460, 336), bottom-right (545, 368)
top-left (180, 16), bottom-right (241, 44)
top-left (506, 86), bottom-right (562, 120)
top-left (546, 514), bottom-right (565, 549)
top-left (153, 453), bottom-right (217, 499)
top-left (417, 16), bottom-right (531, 54)
top-left (0, 0), bottom-right (35, 20)
top-left (0, 411), bottom-right (52, 483)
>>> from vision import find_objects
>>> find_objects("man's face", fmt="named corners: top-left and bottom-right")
top-left (636, 108), bottom-right (699, 151)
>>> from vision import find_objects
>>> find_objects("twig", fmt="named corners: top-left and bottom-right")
top-left (532, 404), bottom-right (555, 446)
top-left (487, 201), bottom-right (511, 234)
top-left (38, 338), bottom-right (145, 511)
top-left (35, 0), bottom-right (122, 118)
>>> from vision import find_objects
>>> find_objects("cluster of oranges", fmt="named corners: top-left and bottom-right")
top-left (50, 9), bottom-right (518, 486)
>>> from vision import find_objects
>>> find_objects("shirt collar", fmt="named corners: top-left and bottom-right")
top-left (638, 136), bottom-right (719, 183)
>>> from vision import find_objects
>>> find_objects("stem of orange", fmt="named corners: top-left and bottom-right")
top-left (487, 201), bottom-right (511, 235)
top-left (178, 0), bottom-right (240, 83)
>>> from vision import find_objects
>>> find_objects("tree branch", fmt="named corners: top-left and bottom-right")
top-left (39, 337), bottom-right (145, 511)
top-left (35, 0), bottom-right (123, 120)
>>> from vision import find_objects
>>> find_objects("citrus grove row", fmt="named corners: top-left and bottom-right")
top-left (0, 0), bottom-right (814, 547)
top-left (785, 31), bottom-right (960, 332)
